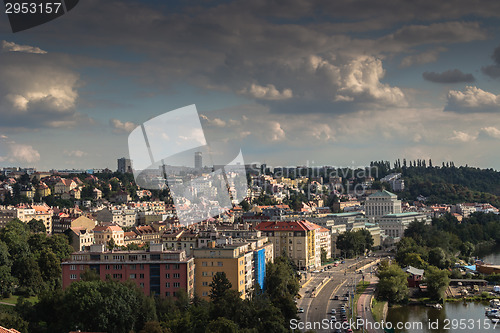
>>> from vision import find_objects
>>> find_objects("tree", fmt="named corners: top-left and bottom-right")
top-left (209, 272), bottom-right (232, 303)
top-left (0, 241), bottom-right (16, 297)
top-left (206, 317), bottom-right (239, 333)
top-left (376, 261), bottom-right (409, 304)
top-left (425, 266), bottom-right (450, 302)
top-left (27, 219), bottom-right (46, 234)
top-left (428, 248), bottom-right (449, 269)
top-left (320, 248), bottom-right (328, 264)
top-left (107, 238), bottom-right (116, 250)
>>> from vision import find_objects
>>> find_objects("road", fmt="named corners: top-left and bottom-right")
top-left (296, 256), bottom-right (381, 333)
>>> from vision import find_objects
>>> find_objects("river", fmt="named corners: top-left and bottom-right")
top-left (385, 248), bottom-right (500, 332)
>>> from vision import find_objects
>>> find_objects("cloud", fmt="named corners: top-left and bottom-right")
top-left (200, 114), bottom-right (227, 127)
top-left (0, 135), bottom-right (40, 164)
top-left (449, 130), bottom-right (477, 142)
top-left (482, 45), bottom-right (500, 78)
top-left (422, 69), bottom-right (475, 83)
top-left (0, 44), bottom-right (89, 129)
top-left (110, 118), bottom-right (137, 134)
top-left (400, 47), bottom-right (447, 67)
top-left (336, 56), bottom-right (407, 106)
top-left (1, 40), bottom-right (47, 54)
top-left (63, 150), bottom-right (87, 158)
top-left (481, 126), bottom-right (500, 139)
top-left (445, 86), bottom-right (500, 113)
top-left (240, 84), bottom-right (293, 100)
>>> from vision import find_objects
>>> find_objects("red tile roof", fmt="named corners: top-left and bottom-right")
top-left (255, 220), bottom-right (320, 232)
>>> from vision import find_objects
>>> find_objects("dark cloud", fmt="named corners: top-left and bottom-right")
top-left (482, 45), bottom-right (500, 78)
top-left (422, 69), bottom-right (475, 83)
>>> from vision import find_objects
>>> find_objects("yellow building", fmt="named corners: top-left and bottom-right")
top-left (194, 243), bottom-right (247, 300)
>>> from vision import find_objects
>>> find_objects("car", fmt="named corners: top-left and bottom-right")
top-left (358, 270), bottom-right (363, 274)
top-left (312, 270), bottom-right (320, 273)
top-left (330, 316), bottom-right (336, 321)
top-left (327, 265), bottom-right (332, 269)
top-left (341, 260), bottom-right (345, 264)
top-left (334, 263), bottom-right (338, 267)
top-left (331, 309), bottom-right (336, 314)
top-left (334, 295), bottom-right (339, 300)
top-left (343, 296), bottom-right (349, 301)
top-left (298, 307), bottom-right (304, 313)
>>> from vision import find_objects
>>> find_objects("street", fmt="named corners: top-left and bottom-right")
top-left (296, 256), bottom-right (381, 333)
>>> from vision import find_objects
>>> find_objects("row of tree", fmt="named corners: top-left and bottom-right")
top-left (0, 256), bottom-right (300, 333)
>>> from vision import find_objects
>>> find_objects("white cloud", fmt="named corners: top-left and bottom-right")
top-left (63, 150), bottom-right (87, 158)
top-left (110, 118), bottom-right (137, 134)
top-left (200, 114), bottom-right (227, 127)
top-left (481, 126), bottom-right (500, 139)
top-left (445, 86), bottom-right (500, 113)
top-left (241, 84), bottom-right (293, 100)
top-left (0, 135), bottom-right (40, 164)
top-left (336, 56), bottom-right (407, 106)
top-left (1, 40), bottom-right (47, 54)
top-left (400, 47), bottom-right (447, 67)
top-left (449, 130), bottom-right (477, 142)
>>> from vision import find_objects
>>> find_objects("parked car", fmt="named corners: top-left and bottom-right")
top-left (343, 296), bottom-right (349, 301)
top-left (330, 316), bottom-right (336, 321)
top-left (334, 295), bottom-right (339, 300)
top-left (298, 307), bottom-right (304, 313)
top-left (331, 309), bottom-right (336, 314)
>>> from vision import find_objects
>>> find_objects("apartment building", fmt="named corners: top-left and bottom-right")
top-left (62, 244), bottom-right (194, 298)
top-left (255, 220), bottom-right (323, 270)
top-left (93, 224), bottom-right (125, 247)
top-left (193, 238), bottom-right (273, 300)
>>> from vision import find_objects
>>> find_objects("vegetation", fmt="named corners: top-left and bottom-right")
top-left (336, 229), bottom-right (373, 258)
top-left (376, 260), bottom-right (409, 304)
top-left (0, 255), bottom-right (300, 333)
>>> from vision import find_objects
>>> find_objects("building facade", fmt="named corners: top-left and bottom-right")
top-left (62, 244), bottom-right (194, 298)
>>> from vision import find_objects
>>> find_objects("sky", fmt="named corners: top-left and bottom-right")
top-left (1, 0), bottom-right (500, 171)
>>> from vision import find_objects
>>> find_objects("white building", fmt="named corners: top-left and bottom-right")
top-left (380, 173), bottom-right (405, 191)
top-left (364, 190), bottom-right (402, 218)
top-left (376, 212), bottom-right (428, 240)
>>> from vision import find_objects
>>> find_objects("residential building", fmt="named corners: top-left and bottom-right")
top-left (54, 179), bottom-right (77, 194)
top-left (117, 157), bottom-right (132, 173)
top-left (52, 214), bottom-right (95, 234)
top-left (193, 239), bottom-right (272, 300)
top-left (68, 227), bottom-right (95, 251)
top-left (61, 244), bottom-right (194, 298)
top-left (380, 173), bottom-right (405, 192)
top-left (255, 220), bottom-right (323, 270)
top-left (96, 207), bottom-right (137, 227)
top-left (93, 224), bottom-right (125, 247)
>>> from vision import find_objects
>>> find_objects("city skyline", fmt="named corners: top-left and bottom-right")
top-left (0, 1), bottom-right (500, 170)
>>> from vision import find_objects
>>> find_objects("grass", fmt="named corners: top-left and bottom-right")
top-left (371, 298), bottom-right (387, 322)
top-left (0, 295), bottom-right (38, 305)
top-left (353, 281), bottom-right (371, 318)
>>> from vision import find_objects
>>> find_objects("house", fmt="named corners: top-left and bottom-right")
top-left (403, 266), bottom-right (424, 287)
top-left (0, 325), bottom-right (21, 333)
top-left (68, 227), bottom-right (94, 251)
top-left (93, 224), bottom-right (125, 247)
top-left (54, 179), bottom-right (77, 194)
top-left (36, 182), bottom-right (51, 197)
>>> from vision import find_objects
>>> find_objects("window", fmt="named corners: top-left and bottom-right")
top-left (151, 254), bottom-right (160, 260)
top-left (202, 272), bottom-right (208, 276)
top-left (105, 265), bottom-right (110, 270)
top-left (113, 264), bottom-right (122, 270)
top-left (130, 274), bottom-right (136, 279)
top-left (173, 264), bottom-right (180, 269)
top-left (202, 261), bottom-right (207, 266)
top-left (70, 274), bottom-right (77, 280)
top-left (166, 282), bottom-right (170, 287)
top-left (165, 264), bottom-right (170, 269)
top-left (80, 265), bottom-right (85, 270)
top-left (130, 264), bottom-right (136, 270)
top-left (70, 265), bottom-right (76, 270)
top-left (140, 273), bottom-right (145, 279)
top-left (202, 292), bottom-right (208, 296)
top-left (113, 274), bottom-right (122, 279)
top-left (165, 292), bottom-right (170, 296)
top-left (139, 283), bottom-right (144, 288)
top-left (173, 273), bottom-right (180, 278)
top-left (165, 273), bottom-right (170, 279)
top-left (217, 262), bottom-right (223, 267)
top-left (202, 281), bottom-right (208, 286)
top-left (140, 264), bottom-right (145, 269)
top-left (173, 282), bottom-right (180, 288)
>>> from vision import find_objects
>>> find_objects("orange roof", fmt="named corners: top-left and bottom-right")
top-left (255, 220), bottom-right (319, 232)
top-left (0, 326), bottom-right (21, 333)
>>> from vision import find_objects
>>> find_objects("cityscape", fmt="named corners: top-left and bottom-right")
top-left (1, 1), bottom-right (500, 333)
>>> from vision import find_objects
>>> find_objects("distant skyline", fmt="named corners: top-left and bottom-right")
top-left (1, 1), bottom-right (500, 170)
